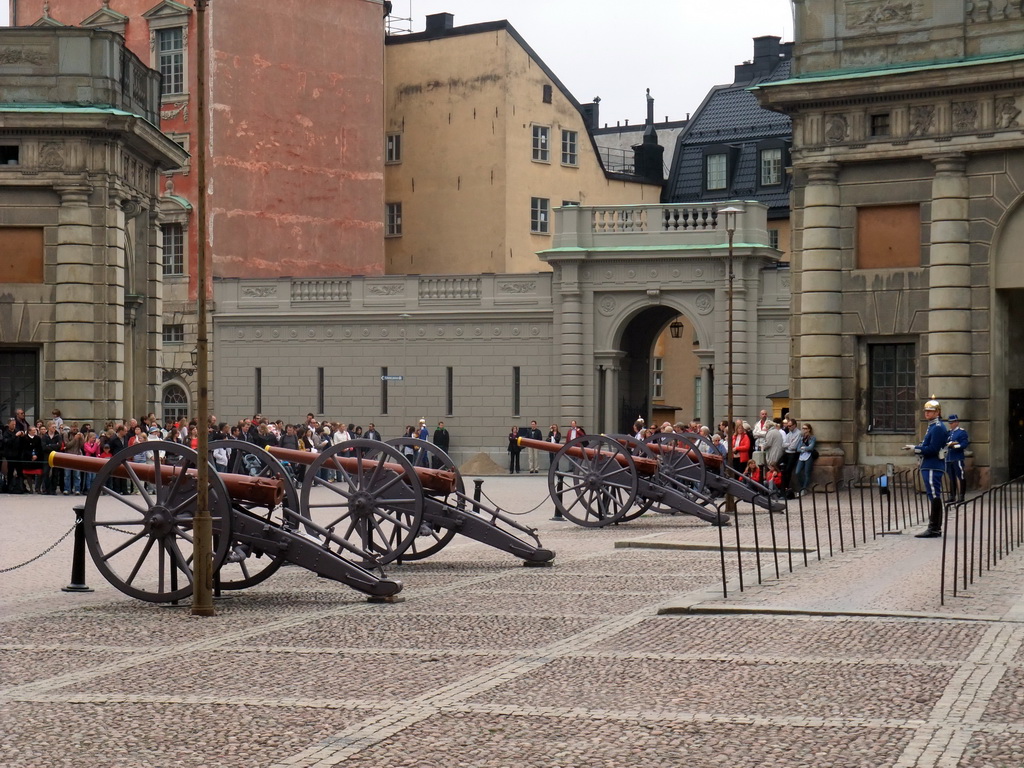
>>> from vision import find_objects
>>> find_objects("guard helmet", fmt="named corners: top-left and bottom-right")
top-left (924, 397), bottom-right (941, 411)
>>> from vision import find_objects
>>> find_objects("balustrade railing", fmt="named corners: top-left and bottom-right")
top-left (586, 205), bottom-right (723, 234)
top-left (418, 277), bottom-right (481, 301)
top-left (290, 279), bottom-right (351, 303)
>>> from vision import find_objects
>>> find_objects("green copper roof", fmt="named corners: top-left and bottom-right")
top-left (0, 103), bottom-right (139, 117)
top-left (164, 194), bottom-right (192, 210)
top-left (754, 51), bottom-right (1024, 91)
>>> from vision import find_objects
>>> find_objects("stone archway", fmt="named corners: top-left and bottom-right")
top-left (595, 302), bottom-right (713, 434)
top-left (990, 192), bottom-right (1024, 483)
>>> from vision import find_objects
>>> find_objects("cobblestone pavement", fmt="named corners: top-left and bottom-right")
top-left (2, 477), bottom-right (1023, 767)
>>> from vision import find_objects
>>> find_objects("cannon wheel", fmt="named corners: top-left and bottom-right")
top-left (299, 439), bottom-right (424, 566)
top-left (82, 440), bottom-right (232, 603)
top-left (385, 437), bottom-right (461, 560)
top-left (648, 432), bottom-right (709, 495)
top-left (548, 434), bottom-right (638, 527)
top-left (610, 435), bottom-right (658, 522)
top-left (210, 440), bottom-right (299, 590)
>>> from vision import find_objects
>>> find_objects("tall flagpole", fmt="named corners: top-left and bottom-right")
top-left (191, 0), bottom-right (214, 616)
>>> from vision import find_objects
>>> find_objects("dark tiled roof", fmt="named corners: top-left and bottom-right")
top-left (664, 59), bottom-right (793, 215)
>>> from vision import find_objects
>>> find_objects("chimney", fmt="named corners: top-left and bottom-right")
top-left (425, 12), bottom-right (454, 33)
top-left (581, 97), bottom-right (600, 131)
top-left (632, 89), bottom-right (664, 184)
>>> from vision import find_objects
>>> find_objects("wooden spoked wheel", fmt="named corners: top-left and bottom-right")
top-left (210, 440), bottom-right (299, 590)
top-left (647, 432), bottom-right (709, 495)
top-left (610, 435), bottom-right (658, 521)
top-left (385, 437), bottom-right (461, 560)
top-left (547, 434), bottom-right (638, 527)
top-left (82, 440), bottom-right (231, 603)
top-left (299, 439), bottom-right (424, 566)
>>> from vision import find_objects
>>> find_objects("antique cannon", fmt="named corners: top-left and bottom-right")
top-left (655, 431), bottom-right (785, 513)
top-left (49, 442), bottom-right (402, 603)
top-left (269, 438), bottom-right (554, 566)
top-left (518, 433), bottom-right (731, 528)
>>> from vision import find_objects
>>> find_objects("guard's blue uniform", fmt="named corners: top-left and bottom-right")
top-left (945, 424), bottom-right (970, 500)
top-left (915, 417), bottom-right (949, 501)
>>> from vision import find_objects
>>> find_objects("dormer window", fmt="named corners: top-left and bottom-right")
top-left (706, 153), bottom-right (727, 191)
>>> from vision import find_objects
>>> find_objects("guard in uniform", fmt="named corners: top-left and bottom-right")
top-left (908, 398), bottom-right (949, 538)
top-left (945, 414), bottom-right (970, 503)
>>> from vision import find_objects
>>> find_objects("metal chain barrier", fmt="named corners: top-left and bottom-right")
top-left (0, 519), bottom-right (79, 573)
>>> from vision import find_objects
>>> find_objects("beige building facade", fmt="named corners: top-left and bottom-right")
top-left (0, 28), bottom-right (186, 423)
top-left (756, 0), bottom-right (1024, 483)
top-left (384, 14), bottom-right (662, 276)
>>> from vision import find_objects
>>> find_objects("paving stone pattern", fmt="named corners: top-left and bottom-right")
top-left (2, 476), bottom-right (1024, 767)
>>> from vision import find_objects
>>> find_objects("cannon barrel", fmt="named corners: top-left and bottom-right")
top-left (267, 446), bottom-right (457, 495)
top-left (517, 436), bottom-right (659, 476)
top-left (49, 451), bottom-right (285, 508)
top-left (643, 439), bottom-right (724, 471)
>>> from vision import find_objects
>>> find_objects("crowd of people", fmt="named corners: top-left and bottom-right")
top-left (502, 410), bottom-right (818, 497)
top-left (0, 409), bottom-right (452, 495)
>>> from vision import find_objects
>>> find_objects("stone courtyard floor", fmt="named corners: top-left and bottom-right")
top-left (2, 475), bottom-right (1023, 767)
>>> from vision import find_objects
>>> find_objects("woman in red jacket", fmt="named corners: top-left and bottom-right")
top-left (732, 419), bottom-right (751, 473)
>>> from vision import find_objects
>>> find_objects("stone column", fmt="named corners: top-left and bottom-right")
top-left (927, 154), bottom-right (971, 417)
top-left (52, 183), bottom-right (105, 422)
top-left (559, 276), bottom-right (585, 425)
top-left (698, 356), bottom-right (714, 427)
top-left (796, 163), bottom-right (844, 447)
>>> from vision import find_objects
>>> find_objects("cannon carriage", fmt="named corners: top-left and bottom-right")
top-left (51, 435), bottom-right (554, 604)
top-left (519, 431), bottom-right (782, 528)
top-left (269, 437), bottom-right (554, 567)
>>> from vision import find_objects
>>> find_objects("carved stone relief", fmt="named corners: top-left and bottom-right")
top-left (242, 286), bottom-right (277, 299)
top-left (0, 47), bottom-right (48, 65)
top-left (39, 142), bottom-right (64, 170)
top-left (695, 293), bottom-right (714, 315)
top-left (908, 105), bottom-right (935, 137)
top-left (161, 102), bottom-right (189, 122)
top-left (368, 284), bottom-right (404, 296)
top-left (849, 0), bottom-right (917, 26)
top-left (952, 101), bottom-right (979, 132)
top-left (598, 295), bottom-right (617, 316)
top-left (995, 96), bottom-right (1021, 129)
top-left (825, 114), bottom-right (848, 145)
top-left (499, 281), bottom-right (537, 294)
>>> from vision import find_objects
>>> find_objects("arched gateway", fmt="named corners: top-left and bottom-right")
top-left (540, 201), bottom-right (789, 435)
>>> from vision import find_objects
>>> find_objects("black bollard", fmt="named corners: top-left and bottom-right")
top-left (550, 473), bottom-right (565, 521)
top-left (473, 478), bottom-right (484, 505)
top-left (62, 505), bottom-right (94, 593)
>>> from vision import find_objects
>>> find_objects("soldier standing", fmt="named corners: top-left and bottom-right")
top-left (945, 414), bottom-right (970, 503)
top-left (908, 398), bottom-right (949, 538)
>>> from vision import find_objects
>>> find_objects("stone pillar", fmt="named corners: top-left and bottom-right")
top-left (559, 279), bottom-right (585, 425)
top-left (52, 183), bottom-right (104, 422)
top-left (699, 357), bottom-right (714, 427)
top-left (796, 163), bottom-right (844, 448)
top-left (927, 154), bottom-right (971, 417)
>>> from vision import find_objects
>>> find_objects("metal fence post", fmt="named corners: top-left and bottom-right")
top-left (62, 505), bottom-right (94, 593)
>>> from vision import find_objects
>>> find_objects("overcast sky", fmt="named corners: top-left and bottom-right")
top-left (1, 0), bottom-right (794, 123)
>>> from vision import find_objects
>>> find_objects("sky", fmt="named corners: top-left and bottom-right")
top-left (1, 0), bottom-right (794, 124)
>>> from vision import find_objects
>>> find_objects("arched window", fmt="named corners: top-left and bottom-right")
top-left (162, 384), bottom-right (189, 424)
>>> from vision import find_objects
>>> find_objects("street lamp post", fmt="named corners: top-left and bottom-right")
top-left (718, 206), bottom-right (743, 514)
top-left (191, 0), bottom-right (213, 616)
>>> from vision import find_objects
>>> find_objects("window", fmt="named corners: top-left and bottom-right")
top-left (530, 197), bottom-right (549, 234)
top-left (869, 343), bottom-right (916, 432)
top-left (512, 366), bottom-right (521, 417)
top-left (760, 147), bottom-right (782, 186)
top-left (542, 84), bottom-right (553, 104)
top-left (768, 228), bottom-right (780, 250)
top-left (0, 145), bottom-right (19, 165)
top-left (162, 384), bottom-right (189, 424)
top-left (856, 205), bottom-right (921, 269)
top-left (317, 367), bottom-right (324, 414)
top-left (706, 153), bottom-right (727, 190)
top-left (0, 349), bottom-right (39, 423)
top-left (870, 113), bottom-right (891, 137)
top-left (561, 130), bottom-right (578, 166)
top-left (163, 324), bottom-right (185, 344)
top-left (381, 367), bottom-right (389, 415)
top-left (254, 367), bottom-right (262, 414)
top-left (386, 133), bottom-right (402, 164)
top-left (162, 223), bottom-right (184, 275)
top-left (157, 27), bottom-right (184, 96)
top-left (652, 357), bottom-right (664, 400)
top-left (385, 202), bottom-right (402, 237)
top-left (532, 125), bottom-right (550, 162)
top-left (446, 366), bottom-right (454, 416)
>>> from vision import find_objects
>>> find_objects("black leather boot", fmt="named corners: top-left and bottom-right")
top-left (915, 498), bottom-right (944, 538)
